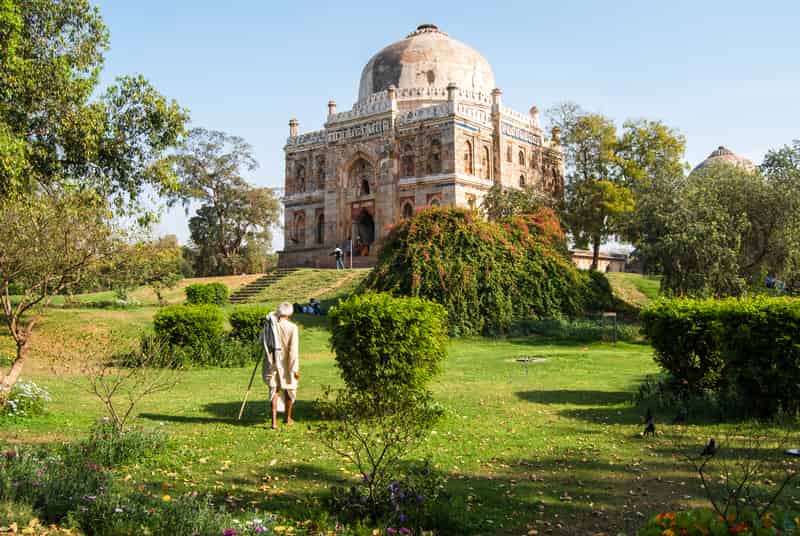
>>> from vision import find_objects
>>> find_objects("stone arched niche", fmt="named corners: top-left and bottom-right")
top-left (349, 158), bottom-right (374, 197)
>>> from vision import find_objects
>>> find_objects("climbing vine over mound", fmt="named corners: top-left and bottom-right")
top-left (360, 208), bottom-right (612, 335)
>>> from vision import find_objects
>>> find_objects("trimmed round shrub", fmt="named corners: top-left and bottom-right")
top-left (360, 208), bottom-right (612, 335)
top-left (640, 299), bottom-right (726, 391)
top-left (153, 304), bottom-right (225, 349)
top-left (229, 305), bottom-right (271, 342)
top-left (329, 292), bottom-right (447, 394)
top-left (185, 282), bottom-right (229, 305)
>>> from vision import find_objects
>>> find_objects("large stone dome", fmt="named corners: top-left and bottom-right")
top-left (358, 24), bottom-right (496, 101)
top-left (692, 146), bottom-right (756, 174)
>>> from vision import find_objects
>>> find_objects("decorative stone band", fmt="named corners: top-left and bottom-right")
top-left (396, 102), bottom-right (452, 126)
top-left (286, 130), bottom-right (326, 148)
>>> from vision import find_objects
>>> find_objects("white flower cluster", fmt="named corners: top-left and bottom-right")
top-left (1, 380), bottom-right (51, 418)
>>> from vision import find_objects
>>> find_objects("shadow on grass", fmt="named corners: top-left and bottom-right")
top-left (139, 399), bottom-right (320, 426)
top-left (516, 390), bottom-right (632, 406)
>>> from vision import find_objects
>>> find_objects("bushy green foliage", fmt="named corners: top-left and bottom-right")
top-left (153, 304), bottom-right (225, 348)
top-left (130, 331), bottom-right (259, 369)
top-left (517, 317), bottom-right (640, 342)
top-left (360, 208), bottom-right (612, 335)
top-left (640, 299), bottom-right (727, 391)
top-left (636, 508), bottom-right (798, 535)
top-left (641, 297), bottom-right (800, 417)
top-left (229, 305), bottom-right (271, 342)
top-left (329, 293), bottom-right (447, 394)
top-left (185, 282), bottom-right (229, 305)
top-left (0, 440), bottom-right (277, 534)
top-left (71, 418), bottom-right (167, 468)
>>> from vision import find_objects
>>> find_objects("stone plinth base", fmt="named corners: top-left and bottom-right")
top-left (278, 248), bottom-right (377, 269)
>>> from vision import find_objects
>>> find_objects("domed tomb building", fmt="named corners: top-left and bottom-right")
top-left (691, 146), bottom-right (756, 175)
top-left (279, 24), bottom-right (564, 267)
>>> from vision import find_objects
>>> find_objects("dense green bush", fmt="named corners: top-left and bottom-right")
top-left (641, 297), bottom-right (800, 417)
top-left (128, 332), bottom-right (259, 369)
top-left (640, 299), bottom-right (727, 391)
top-left (329, 293), bottom-right (448, 394)
top-left (185, 282), bottom-right (229, 305)
top-left (720, 298), bottom-right (800, 417)
top-left (229, 305), bottom-right (271, 342)
top-left (153, 304), bottom-right (225, 348)
top-left (360, 208), bottom-right (613, 335)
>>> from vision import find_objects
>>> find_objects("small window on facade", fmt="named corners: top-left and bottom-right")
top-left (361, 179), bottom-right (370, 196)
top-left (402, 202), bottom-right (414, 219)
top-left (519, 150), bottom-right (525, 166)
top-left (506, 145), bottom-right (512, 162)
top-left (481, 146), bottom-right (491, 180)
top-left (463, 140), bottom-right (474, 175)
top-left (293, 212), bottom-right (306, 246)
top-left (519, 175), bottom-right (526, 188)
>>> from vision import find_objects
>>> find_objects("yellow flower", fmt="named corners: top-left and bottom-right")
top-left (161, 495), bottom-right (171, 502)
top-left (662, 529), bottom-right (675, 536)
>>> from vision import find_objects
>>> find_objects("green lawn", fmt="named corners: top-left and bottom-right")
top-left (3, 271), bottom-right (800, 535)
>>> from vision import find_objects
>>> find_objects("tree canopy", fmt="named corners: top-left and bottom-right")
top-left (174, 128), bottom-right (280, 275)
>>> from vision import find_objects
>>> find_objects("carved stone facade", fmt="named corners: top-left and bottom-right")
top-left (279, 24), bottom-right (564, 268)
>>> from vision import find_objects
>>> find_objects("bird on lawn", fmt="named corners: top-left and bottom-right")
top-left (643, 421), bottom-right (656, 437)
top-left (701, 438), bottom-right (718, 457)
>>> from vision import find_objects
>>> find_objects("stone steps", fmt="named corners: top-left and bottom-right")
top-left (228, 268), bottom-right (297, 304)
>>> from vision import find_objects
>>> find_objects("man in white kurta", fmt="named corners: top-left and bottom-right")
top-left (265, 302), bottom-right (300, 430)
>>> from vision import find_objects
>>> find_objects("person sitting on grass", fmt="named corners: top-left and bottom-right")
top-left (262, 301), bottom-right (300, 430)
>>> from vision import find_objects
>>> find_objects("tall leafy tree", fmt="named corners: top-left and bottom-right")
top-left (558, 111), bottom-right (634, 269)
top-left (615, 119), bottom-right (688, 270)
top-left (174, 128), bottom-right (280, 275)
top-left (654, 157), bottom-right (800, 297)
top-left (0, 0), bottom-right (188, 399)
top-left (1, 191), bottom-right (119, 395)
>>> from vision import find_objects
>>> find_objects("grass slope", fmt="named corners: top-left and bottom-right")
top-left (606, 273), bottom-right (661, 311)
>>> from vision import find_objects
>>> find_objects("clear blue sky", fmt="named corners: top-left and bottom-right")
top-left (93, 0), bottom-right (800, 248)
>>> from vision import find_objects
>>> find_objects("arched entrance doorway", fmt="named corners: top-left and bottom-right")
top-left (356, 209), bottom-right (375, 247)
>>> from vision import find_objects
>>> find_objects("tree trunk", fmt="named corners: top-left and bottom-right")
top-left (0, 341), bottom-right (29, 395)
top-left (591, 236), bottom-right (601, 271)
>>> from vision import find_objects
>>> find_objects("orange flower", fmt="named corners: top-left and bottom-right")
top-left (728, 523), bottom-right (748, 534)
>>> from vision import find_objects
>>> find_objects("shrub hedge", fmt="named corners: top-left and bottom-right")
top-left (153, 304), bottom-right (225, 349)
top-left (360, 208), bottom-right (613, 336)
top-left (641, 297), bottom-right (800, 417)
top-left (185, 282), bottom-right (229, 306)
top-left (229, 305), bottom-right (271, 342)
top-left (329, 292), bottom-right (448, 394)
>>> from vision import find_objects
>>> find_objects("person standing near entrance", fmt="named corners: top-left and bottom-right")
top-left (262, 302), bottom-right (300, 430)
top-left (331, 244), bottom-right (344, 269)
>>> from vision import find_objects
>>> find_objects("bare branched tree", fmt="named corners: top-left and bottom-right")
top-left (674, 426), bottom-right (800, 527)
